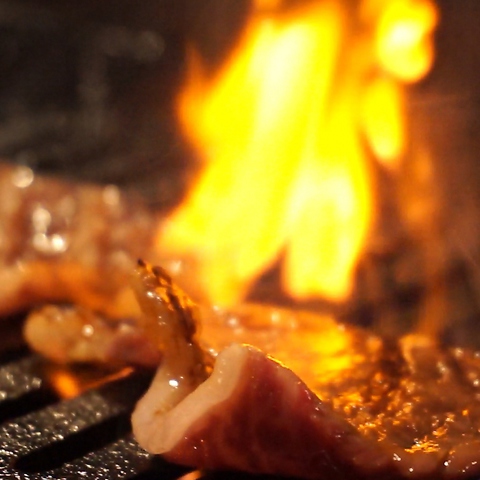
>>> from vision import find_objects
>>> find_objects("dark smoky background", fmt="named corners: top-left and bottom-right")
top-left (404, 0), bottom-right (480, 345)
top-left (0, 0), bottom-right (480, 342)
top-left (0, 0), bottom-right (249, 208)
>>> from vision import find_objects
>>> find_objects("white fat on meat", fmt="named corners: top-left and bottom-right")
top-left (132, 342), bottom-right (245, 455)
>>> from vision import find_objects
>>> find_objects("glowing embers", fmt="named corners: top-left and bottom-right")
top-left (159, 0), bottom-right (438, 306)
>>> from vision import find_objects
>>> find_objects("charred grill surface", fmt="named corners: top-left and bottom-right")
top-left (0, 355), bottom-right (168, 479)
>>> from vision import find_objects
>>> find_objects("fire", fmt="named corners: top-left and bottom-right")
top-left (158, 0), bottom-right (438, 306)
top-left (46, 364), bottom-right (132, 399)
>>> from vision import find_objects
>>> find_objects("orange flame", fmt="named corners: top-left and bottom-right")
top-left (46, 364), bottom-right (133, 399)
top-left (158, 0), bottom-right (438, 306)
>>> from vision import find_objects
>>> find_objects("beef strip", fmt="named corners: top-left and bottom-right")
top-left (134, 342), bottom-right (392, 480)
top-left (24, 304), bottom-right (162, 368)
top-left (0, 162), bottom-right (158, 317)
top-left (128, 273), bottom-right (480, 479)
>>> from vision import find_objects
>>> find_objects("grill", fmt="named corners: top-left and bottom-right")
top-left (0, 363), bottom-right (155, 479)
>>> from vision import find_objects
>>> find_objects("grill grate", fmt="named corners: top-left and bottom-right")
top-left (0, 353), bottom-right (190, 480)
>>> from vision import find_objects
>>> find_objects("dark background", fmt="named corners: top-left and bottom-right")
top-left (0, 0), bottom-right (250, 208)
top-left (0, 0), bottom-right (476, 202)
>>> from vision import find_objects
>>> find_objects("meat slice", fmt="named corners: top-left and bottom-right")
top-left (23, 260), bottom-right (212, 371)
top-left (23, 305), bottom-right (162, 368)
top-left (0, 162), bottom-right (158, 317)
top-left (129, 277), bottom-right (480, 479)
top-left (133, 343), bottom-right (396, 480)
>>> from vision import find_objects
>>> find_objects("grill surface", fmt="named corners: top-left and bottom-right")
top-left (0, 351), bottom-right (187, 479)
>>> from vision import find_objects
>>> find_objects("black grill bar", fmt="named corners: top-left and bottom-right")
top-left (0, 355), bottom-right (44, 403)
top-left (0, 356), bottom-right (188, 479)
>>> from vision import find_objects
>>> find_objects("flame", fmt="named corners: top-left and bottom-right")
top-left (46, 365), bottom-right (132, 399)
top-left (158, 0), bottom-right (438, 306)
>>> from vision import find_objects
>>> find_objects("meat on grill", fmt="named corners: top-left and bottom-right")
top-left (127, 269), bottom-right (480, 480)
top-left (23, 260), bottom-right (211, 372)
top-left (21, 259), bottom-right (480, 479)
top-left (24, 304), bottom-right (162, 368)
top-left (0, 162), bottom-right (157, 317)
top-left (4, 163), bottom-right (480, 479)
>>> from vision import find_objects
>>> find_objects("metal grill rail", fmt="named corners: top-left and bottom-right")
top-left (0, 354), bottom-right (188, 480)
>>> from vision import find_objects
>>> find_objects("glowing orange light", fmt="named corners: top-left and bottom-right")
top-left (158, 0), bottom-right (438, 306)
top-left (49, 369), bottom-right (83, 399)
top-left (361, 76), bottom-right (405, 167)
top-left (48, 366), bottom-right (133, 399)
top-left (254, 0), bottom-right (283, 10)
top-left (376, 0), bottom-right (438, 82)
